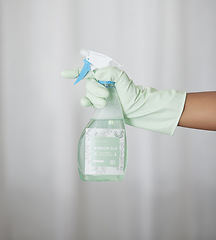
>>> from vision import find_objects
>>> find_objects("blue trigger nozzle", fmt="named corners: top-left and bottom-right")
top-left (74, 59), bottom-right (92, 85)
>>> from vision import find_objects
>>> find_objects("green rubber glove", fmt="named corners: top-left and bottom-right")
top-left (61, 66), bottom-right (186, 135)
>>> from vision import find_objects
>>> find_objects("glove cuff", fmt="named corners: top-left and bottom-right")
top-left (125, 88), bottom-right (187, 136)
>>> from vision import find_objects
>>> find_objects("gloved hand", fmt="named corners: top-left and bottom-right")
top-left (61, 66), bottom-right (186, 135)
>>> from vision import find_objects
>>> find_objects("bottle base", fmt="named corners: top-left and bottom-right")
top-left (79, 172), bottom-right (125, 182)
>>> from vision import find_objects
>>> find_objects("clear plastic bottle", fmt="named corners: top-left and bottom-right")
top-left (78, 81), bottom-right (128, 181)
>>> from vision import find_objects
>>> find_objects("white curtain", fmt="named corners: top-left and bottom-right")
top-left (1, 0), bottom-right (216, 240)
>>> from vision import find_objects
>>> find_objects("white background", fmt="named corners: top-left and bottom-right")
top-left (0, 0), bottom-right (216, 240)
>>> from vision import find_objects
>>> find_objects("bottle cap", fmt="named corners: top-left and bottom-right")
top-left (98, 81), bottom-right (115, 85)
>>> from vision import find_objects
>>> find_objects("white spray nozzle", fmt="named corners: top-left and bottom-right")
top-left (80, 49), bottom-right (89, 58)
top-left (74, 49), bottom-right (121, 85)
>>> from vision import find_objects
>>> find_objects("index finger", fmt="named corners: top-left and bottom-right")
top-left (61, 67), bottom-right (94, 79)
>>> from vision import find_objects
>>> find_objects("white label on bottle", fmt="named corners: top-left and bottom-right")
top-left (85, 128), bottom-right (125, 175)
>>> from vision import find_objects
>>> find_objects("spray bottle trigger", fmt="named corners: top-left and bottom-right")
top-left (74, 59), bottom-right (92, 85)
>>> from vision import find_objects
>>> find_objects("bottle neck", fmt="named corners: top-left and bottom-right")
top-left (92, 82), bottom-right (124, 120)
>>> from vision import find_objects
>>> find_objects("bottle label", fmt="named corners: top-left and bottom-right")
top-left (85, 128), bottom-right (125, 175)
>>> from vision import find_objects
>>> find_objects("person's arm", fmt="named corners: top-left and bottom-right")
top-left (178, 92), bottom-right (216, 131)
top-left (62, 67), bottom-right (215, 134)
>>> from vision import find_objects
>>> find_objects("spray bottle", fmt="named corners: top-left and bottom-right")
top-left (75, 49), bottom-right (128, 181)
